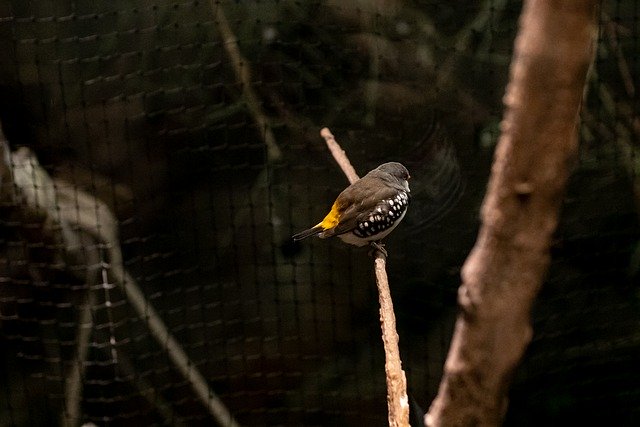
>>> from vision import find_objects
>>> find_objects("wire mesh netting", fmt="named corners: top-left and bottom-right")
top-left (0, 1), bottom-right (639, 426)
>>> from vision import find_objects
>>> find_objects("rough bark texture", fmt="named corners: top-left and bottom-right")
top-left (426, 1), bottom-right (598, 426)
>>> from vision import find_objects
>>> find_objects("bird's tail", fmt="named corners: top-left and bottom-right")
top-left (292, 225), bottom-right (323, 241)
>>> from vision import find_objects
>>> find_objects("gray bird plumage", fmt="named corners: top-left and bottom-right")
top-left (293, 162), bottom-right (411, 247)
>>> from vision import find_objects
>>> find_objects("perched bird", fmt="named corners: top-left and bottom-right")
top-left (292, 162), bottom-right (410, 250)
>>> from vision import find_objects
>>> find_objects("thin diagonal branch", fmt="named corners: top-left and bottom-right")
top-left (320, 127), bottom-right (410, 427)
top-left (320, 128), bottom-right (360, 184)
top-left (211, 1), bottom-right (282, 162)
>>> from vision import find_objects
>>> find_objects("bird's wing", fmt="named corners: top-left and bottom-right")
top-left (322, 177), bottom-right (399, 237)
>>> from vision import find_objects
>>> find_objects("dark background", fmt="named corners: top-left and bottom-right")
top-left (0, 1), bottom-right (639, 425)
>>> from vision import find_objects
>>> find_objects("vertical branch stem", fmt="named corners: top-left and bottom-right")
top-left (321, 128), bottom-right (409, 427)
top-left (375, 256), bottom-right (410, 427)
top-left (61, 265), bottom-right (96, 427)
top-left (426, 1), bottom-right (598, 425)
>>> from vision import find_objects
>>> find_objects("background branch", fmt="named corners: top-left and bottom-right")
top-left (426, 1), bottom-right (599, 425)
top-left (2, 138), bottom-right (238, 427)
top-left (211, 0), bottom-right (282, 162)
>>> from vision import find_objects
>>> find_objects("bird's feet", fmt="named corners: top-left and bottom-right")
top-left (369, 241), bottom-right (387, 257)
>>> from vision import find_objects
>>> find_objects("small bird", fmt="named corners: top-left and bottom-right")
top-left (292, 162), bottom-right (410, 251)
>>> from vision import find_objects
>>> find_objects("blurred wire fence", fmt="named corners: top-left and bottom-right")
top-left (0, 1), bottom-right (638, 425)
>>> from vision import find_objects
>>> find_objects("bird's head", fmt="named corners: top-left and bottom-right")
top-left (376, 162), bottom-right (410, 191)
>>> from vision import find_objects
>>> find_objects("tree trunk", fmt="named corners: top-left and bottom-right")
top-left (426, 1), bottom-right (599, 425)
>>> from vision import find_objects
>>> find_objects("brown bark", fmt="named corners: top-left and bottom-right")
top-left (426, 1), bottom-right (598, 426)
top-left (321, 127), bottom-right (361, 185)
top-left (375, 256), bottom-right (410, 427)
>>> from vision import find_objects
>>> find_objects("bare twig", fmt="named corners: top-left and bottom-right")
top-left (320, 127), bottom-right (409, 427)
top-left (210, 0), bottom-right (282, 162)
top-left (602, 13), bottom-right (636, 98)
top-left (426, 1), bottom-right (598, 425)
top-left (61, 250), bottom-right (96, 427)
top-left (116, 267), bottom-right (240, 427)
top-left (208, 1), bottom-right (283, 252)
top-left (375, 255), bottom-right (411, 427)
top-left (436, 0), bottom-right (509, 94)
top-left (320, 128), bottom-right (360, 184)
top-left (453, 0), bottom-right (509, 53)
